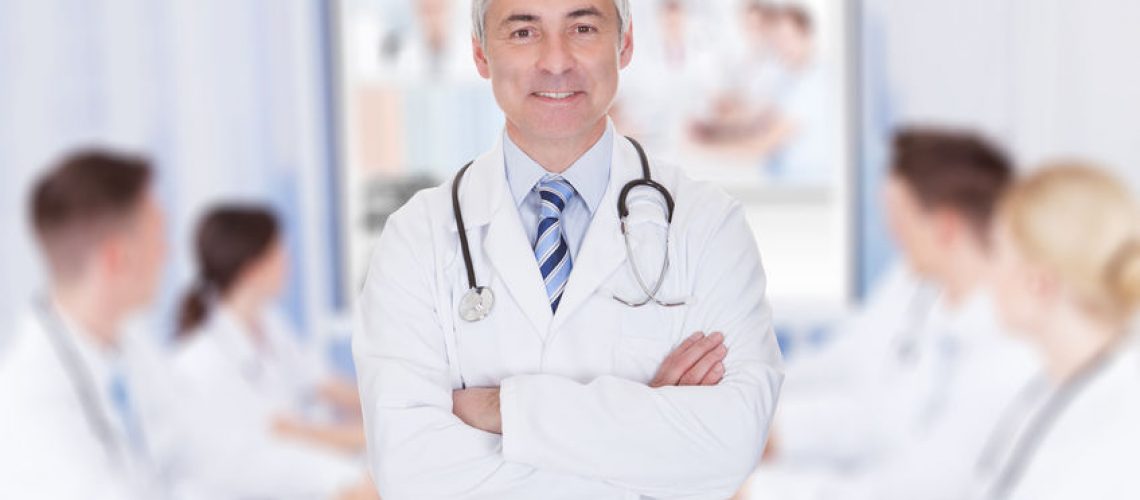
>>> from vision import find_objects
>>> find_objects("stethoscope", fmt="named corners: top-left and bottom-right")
top-left (975, 342), bottom-right (1120, 499)
top-left (34, 295), bottom-right (127, 468)
top-left (890, 283), bottom-right (940, 365)
top-left (452, 135), bottom-right (682, 322)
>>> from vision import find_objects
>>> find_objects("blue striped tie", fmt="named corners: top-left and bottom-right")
top-left (534, 175), bottom-right (575, 313)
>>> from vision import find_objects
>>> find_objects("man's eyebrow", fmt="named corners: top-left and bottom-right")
top-left (500, 12), bottom-right (539, 27)
top-left (567, 6), bottom-right (605, 20)
top-left (498, 6), bottom-right (605, 28)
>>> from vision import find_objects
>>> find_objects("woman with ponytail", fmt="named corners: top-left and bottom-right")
top-left (973, 164), bottom-right (1140, 499)
top-left (173, 205), bottom-right (377, 500)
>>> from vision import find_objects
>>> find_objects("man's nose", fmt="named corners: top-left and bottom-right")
top-left (536, 33), bottom-right (576, 76)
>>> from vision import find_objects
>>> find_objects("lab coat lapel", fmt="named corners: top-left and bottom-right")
top-left (550, 137), bottom-right (638, 328)
top-left (467, 140), bottom-right (554, 335)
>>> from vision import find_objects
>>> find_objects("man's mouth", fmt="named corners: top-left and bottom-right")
top-left (532, 91), bottom-right (581, 100)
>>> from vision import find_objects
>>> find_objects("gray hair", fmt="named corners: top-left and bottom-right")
top-left (471, 0), bottom-right (631, 48)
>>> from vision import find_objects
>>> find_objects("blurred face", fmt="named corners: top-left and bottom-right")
top-left (242, 239), bottom-right (289, 302)
top-left (473, 0), bottom-right (633, 144)
top-left (991, 221), bottom-right (1053, 337)
top-left (772, 15), bottom-right (811, 67)
top-left (742, 7), bottom-right (776, 47)
top-left (105, 191), bottom-right (168, 311)
top-left (660, 3), bottom-right (686, 39)
top-left (883, 176), bottom-right (944, 280)
top-left (418, 0), bottom-right (450, 40)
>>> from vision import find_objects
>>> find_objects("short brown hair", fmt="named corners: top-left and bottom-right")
top-left (30, 149), bottom-right (153, 282)
top-left (891, 127), bottom-right (1013, 240)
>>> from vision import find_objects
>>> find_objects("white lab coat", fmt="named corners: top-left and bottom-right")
top-left (171, 307), bottom-right (363, 499)
top-left (973, 342), bottom-right (1140, 500)
top-left (353, 132), bottom-right (785, 499)
top-left (0, 306), bottom-right (165, 499)
top-left (773, 264), bottom-right (941, 466)
top-left (746, 269), bottom-right (1039, 500)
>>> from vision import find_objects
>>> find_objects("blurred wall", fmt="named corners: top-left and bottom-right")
top-left (873, 0), bottom-right (1140, 187)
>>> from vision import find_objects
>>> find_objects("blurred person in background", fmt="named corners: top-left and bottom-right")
top-left (742, 3), bottom-right (830, 183)
top-left (973, 164), bottom-right (1140, 499)
top-left (170, 205), bottom-right (376, 500)
top-left (730, 0), bottom-right (787, 122)
top-left (739, 128), bottom-right (1039, 499)
top-left (611, 0), bottom-right (722, 150)
top-left (687, 3), bottom-right (832, 184)
top-left (383, 0), bottom-right (474, 82)
top-left (0, 151), bottom-right (174, 499)
top-left (686, 0), bottom-right (785, 148)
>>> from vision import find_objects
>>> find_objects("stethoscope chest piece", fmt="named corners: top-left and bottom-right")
top-left (459, 286), bottom-right (494, 322)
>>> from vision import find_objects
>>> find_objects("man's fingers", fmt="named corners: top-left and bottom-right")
top-left (672, 331), bottom-right (724, 373)
top-left (698, 362), bottom-right (725, 385)
top-left (651, 332), bottom-right (705, 387)
top-left (658, 332), bottom-right (724, 387)
top-left (679, 344), bottom-right (728, 385)
top-left (666, 332), bottom-right (704, 363)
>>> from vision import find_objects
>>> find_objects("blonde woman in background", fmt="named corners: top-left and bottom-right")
top-left (976, 164), bottom-right (1140, 499)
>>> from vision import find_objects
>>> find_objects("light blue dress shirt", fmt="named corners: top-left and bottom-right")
top-left (503, 124), bottom-right (614, 260)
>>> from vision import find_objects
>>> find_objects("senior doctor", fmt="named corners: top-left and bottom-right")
top-left (352, 0), bottom-right (785, 498)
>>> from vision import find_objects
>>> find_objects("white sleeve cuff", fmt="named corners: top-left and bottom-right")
top-left (499, 375), bottom-right (527, 463)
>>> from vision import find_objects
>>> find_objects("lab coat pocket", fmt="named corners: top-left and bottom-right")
top-left (613, 336), bottom-right (673, 384)
top-left (448, 274), bottom-right (541, 388)
top-left (613, 304), bottom-right (688, 384)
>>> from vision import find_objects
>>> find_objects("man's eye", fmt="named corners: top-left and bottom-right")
top-left (575, 25), bottom-right (597, 34)
top-left (511, 29), bottom-right (534, 39)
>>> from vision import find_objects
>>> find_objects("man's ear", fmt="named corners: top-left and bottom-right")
top-left (619, 22), bottom-right (635, 69)
top-left (472, 36), bottom-right (491, 79)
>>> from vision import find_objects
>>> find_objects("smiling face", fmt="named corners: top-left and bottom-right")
top-left (473, 0), bottom-right (633, 145)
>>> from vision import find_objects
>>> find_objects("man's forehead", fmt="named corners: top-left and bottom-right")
top-left (490, 0), bottom-right (615, 22)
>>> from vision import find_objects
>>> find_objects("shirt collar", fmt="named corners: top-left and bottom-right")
top-left (49, 300), bottom-right (121, 396)
top-left (503, 120), bottom-right (614, 215)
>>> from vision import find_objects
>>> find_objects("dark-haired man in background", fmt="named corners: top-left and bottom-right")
top-left (0, 150), bottom-right (170, 499)
top-left (738, 128), bottom-right (1040, 499)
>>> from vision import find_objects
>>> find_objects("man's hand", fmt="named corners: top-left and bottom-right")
top-left (452, 387), bottom-right (502, 434)
top-left (649, 332), bottom-right (727, 388)
top-left (334, 475), bottom-right (380, 500)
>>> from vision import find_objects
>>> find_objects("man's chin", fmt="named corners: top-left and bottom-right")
top-left (511, 116), bottom-right (606, 143)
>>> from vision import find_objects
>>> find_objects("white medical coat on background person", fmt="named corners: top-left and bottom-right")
top-left (353, 122), bottom-right (785, 499)
top-left (0, 304), bottom-right (167, 500)
top-left (773, 264), bottom-right (940, 466)
top-left (971, 340), bottom-right (1140, 500)
top-left (171, 306), bottom-right (364, 499)
top-left (746, 269), bottom-right (1039, 499)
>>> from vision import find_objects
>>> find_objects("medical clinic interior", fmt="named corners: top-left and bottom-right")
top-left (2, 1), bottom-right (1139, 499)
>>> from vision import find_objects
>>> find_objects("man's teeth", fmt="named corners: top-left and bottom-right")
top-left (536, 92), bottom-right (575, 99)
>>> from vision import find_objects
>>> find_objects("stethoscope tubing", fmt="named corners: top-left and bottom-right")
top-left (450, 136), bottom-right (682, 320)
top-left (34, 295), bottom-right (126, 468)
